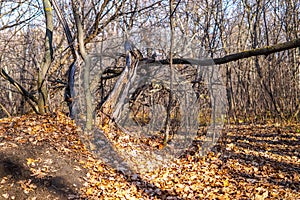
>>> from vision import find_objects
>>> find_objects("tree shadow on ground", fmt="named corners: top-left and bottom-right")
top-left (222, 125), bottom-right (300, 192)
top-left (0, 142), bottom-right (87, 200)
top-left (226, 132), bottom-right (300, 158)
top-left (224, 150), bottom-right (300, 190)
top-left (0, 154), bottom-right (81, 199)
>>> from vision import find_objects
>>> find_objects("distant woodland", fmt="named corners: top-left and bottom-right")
top-left (0, 0), bottom-right (299, 122)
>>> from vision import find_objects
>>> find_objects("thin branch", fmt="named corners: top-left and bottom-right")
top-left (119, 1), bottom-right (163, 15)
top-left (84, 3), bottom-right (123, 44)
top-left (0, 10), bottom-right (41, 31)
top-left (0, 68), bottom-right (38, 103)
top-left (50, 0), bottom-right (76, 57)
top-left (0, 68), bottom-right (39, 114)
top-left (0, 102), bottom-right (11, 118)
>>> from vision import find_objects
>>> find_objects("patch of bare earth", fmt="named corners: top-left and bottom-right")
top-left (0, 113), bottom-right (88, 199)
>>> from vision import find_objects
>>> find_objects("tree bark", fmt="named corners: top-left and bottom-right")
top-left (38, 0), bottom-right (53, 114)
top-left (72, 2), bottom-right (93, 131)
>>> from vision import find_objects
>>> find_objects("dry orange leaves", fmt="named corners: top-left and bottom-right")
top-left (0, 113), bottom-right (299, 199)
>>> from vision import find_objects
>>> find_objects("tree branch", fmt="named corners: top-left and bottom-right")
top-left (0, 68), bottom-right (37, 103)
top-left (0, 68), bottom-right (39, 114)
top-left (153, 38), bottom-right (300, 66)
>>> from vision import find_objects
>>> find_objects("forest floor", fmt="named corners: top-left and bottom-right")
top-left (0, 112), bottom-right (299, 200)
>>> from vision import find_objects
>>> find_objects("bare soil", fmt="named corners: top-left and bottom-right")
top-left (0, 142), bottom-right (87, 200)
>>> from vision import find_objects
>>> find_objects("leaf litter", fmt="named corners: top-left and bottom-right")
top-left (0, 112), bottom-right (299, 199)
